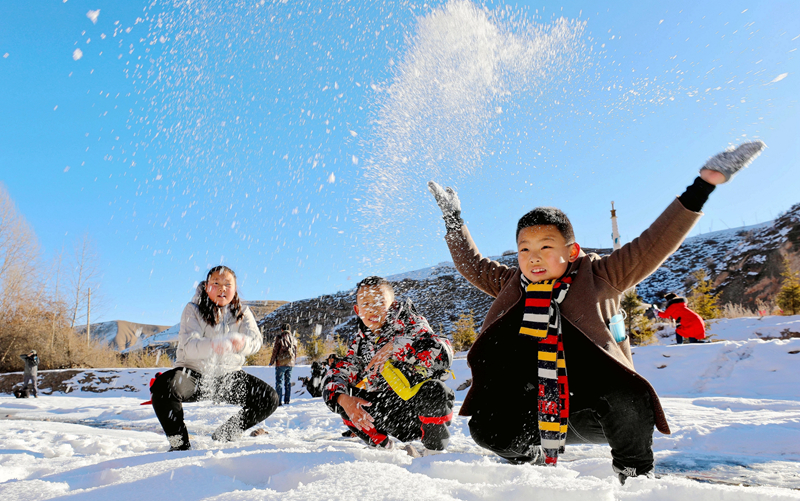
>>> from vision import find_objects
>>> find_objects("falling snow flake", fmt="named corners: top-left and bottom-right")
top-left (87, 10), bottom-right (100, 24)
top-left (72, 49), bottom-right (83, 60)
top-left (769, 73), bottom-right (788, 84)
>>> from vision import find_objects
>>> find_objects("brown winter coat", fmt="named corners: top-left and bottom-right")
top-left (445, 198), bottom-right (702, 435)
top-left (269, 331), bottom-right (297, 367)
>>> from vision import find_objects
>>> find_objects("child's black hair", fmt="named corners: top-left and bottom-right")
top-left (198, 265), bottom-right (244, 327)
top-left (282, 323), bottom-right (292, 332)
top-left (356, 276), bottom-right (394, 294)
top-left (516, 207), bottom-right (575, 244)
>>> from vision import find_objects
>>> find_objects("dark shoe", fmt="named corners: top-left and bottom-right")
top-left (370, 437), bottom-right (394, 451)
top-left (421, 422), bottom-right (450, 451)
top-left (342, 430), bottom-right (356, 438)
top-left (614, 465), bottom-right (655, 485)
top-left (212, 420), bottom-right (243, 442)
top-left (167, 435), bottom-right (191, 451)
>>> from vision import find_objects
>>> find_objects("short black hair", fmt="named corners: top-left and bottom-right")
top-left (356, 276), bottom-right (394, 294)
top-left (516, 207), bottom-right (575, 243)
top-left (282, 323), bottom-right (292, 332)
top-left (664, 293), bottom-right (677, 301)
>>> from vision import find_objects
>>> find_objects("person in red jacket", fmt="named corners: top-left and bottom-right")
top-left (655, 293), bottom-right (705, 344)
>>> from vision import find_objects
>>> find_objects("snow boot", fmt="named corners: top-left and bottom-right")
top-left (614, 464), bottom-right (655, 485)
top-left (420, 421), bottom-right (450, 451)
top-left (167, 434), bottom-right (191, 452)
top-left (212, 417), bottom-right (244, 442)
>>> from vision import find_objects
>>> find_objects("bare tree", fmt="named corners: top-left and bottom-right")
top-left (66, 233), bottom-right (104, 329)
top-left (0, 183), bottom-right (41, 316)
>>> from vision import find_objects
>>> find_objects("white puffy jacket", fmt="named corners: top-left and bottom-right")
top-left (174, 286), bottom-right (263, 374)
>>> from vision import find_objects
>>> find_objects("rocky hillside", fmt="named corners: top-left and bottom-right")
top-left (258, 203), bottom-right (800, 344)
top-left (257, 249), bottom-right (612, 344)
top-left (637, 202), bottom-right (800, 307)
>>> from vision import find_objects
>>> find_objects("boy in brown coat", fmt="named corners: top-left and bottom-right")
top-left (428, 141), bottom-right (764, 483)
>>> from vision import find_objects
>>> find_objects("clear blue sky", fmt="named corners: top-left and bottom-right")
top-left (1, 0), bottom-right (798, 326)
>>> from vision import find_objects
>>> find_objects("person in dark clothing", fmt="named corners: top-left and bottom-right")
top-left (299, 359), bottom-right (329, 398)
top-left (654, 293), bottom-right (705, 344)
top-left (269, 323), bottom-right (297, 405)
top-left (20, 350), bottom-right (39, 398)
top-left (150, 266), bottom-right (279, 451)
top-left (428, 141), bottom-right (764, 483)
top-left (322, 277), bottom-right (455, 455)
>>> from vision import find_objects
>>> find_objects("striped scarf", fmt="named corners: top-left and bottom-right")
top-left (519, 271), bottom-right (575, 465)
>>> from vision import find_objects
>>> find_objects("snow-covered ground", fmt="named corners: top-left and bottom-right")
top-left (2, 317), bottom-right (799, 500)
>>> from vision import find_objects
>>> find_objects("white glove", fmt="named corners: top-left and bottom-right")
top-left (427, 181), bottom-right (463, 232)
top-left (701, 141), bottom-right (765, 183)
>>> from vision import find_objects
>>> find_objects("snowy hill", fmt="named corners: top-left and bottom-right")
top-left (257, 204), bottom-right (800, 344)
top-left (637, 203), bottom-right (800, 305)
top-left (1, 317), bottom-right (799, 498)
top-left (74, 320), bottom-right (172, 351)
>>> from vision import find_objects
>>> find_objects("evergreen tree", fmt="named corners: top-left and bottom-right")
top-left (776, 258), bottom-right (800, 315)
top-left (688, 268), bottom-right (719, 320)
top-left (620, 289), bottom-right (656, 346)
top-left (452, 310), bottom-right (477, 352)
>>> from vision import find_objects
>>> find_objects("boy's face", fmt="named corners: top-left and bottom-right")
top-left (205, 271), bottom-right (237, 307)
top-left (354, 285), bottom-right (394, 334)
top-left (517, 225), bottom-right (580, 282)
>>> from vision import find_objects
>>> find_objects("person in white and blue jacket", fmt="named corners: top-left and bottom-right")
top-left (150, 266), bottom-right (279, 451)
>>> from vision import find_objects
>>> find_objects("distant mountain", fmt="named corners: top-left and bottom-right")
top-left (258, 203), bottom-right (800, 344)
top-left (75, 321), bottom-right (172, 351)
top-left (257, 248), bottom-right (612, 345)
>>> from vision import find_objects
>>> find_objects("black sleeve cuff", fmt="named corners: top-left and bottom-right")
top-left (443, 211), bottom-right (464, 233)
top-left (678, 177), bottom-right (715, 213)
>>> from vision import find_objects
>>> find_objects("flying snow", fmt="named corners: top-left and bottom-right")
top-left (72, 48), bottom-right (83, 60)
top-left (769, 73), bottom-right (788, 84)
top-left (87, 9), bottom-right (100, 24)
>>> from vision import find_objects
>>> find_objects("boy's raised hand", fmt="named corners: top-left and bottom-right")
top-left (428, 181), bottom-right (463, 232)
top-left (700, 141), bottom-right (765, 185)
top-left (428, 181), bottom-right (461, 215)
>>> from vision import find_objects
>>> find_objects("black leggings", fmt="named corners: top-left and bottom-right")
top-left (151, 367), bottom-right (279, 446)
top-left (337, 380), bottom-right (455, 450)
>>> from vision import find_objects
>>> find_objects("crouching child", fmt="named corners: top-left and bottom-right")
top-left (322, 276), bottom-right (455, 455)
top-left (428, 141), bottom-right (764, 482)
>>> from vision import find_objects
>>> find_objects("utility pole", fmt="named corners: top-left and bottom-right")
top-left (86, 288), bottom-right (91, 346)
top-left (611, 201), bottom-right (621, 251)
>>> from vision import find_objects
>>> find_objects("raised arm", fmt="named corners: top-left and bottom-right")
top-left (428, 181), bottom-right (516, 298)
top-left (593, 141), bottom-right (765, 292)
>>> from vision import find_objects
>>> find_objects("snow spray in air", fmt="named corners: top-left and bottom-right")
top-left (357, 0), bottom-right (589, 253)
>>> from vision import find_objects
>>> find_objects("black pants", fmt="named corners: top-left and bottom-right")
top-left (676, 333), bottom-right (701, 344)
top-left (337, 380), bottom-right (455, 450)
top-left (469, 385), bottom-right (655, 472)
top-left (151, 367), bottom-right (279, 447)
top-left (469, 323), bottom-right (655, 473)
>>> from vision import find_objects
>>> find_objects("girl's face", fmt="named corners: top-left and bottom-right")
top-left (205, 271), bottom-right (237, 307)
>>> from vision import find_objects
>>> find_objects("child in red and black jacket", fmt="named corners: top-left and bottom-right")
top-left (322, 276), bottom-right (454, 455)
top-left (655, 293), bottom-right (705, 344)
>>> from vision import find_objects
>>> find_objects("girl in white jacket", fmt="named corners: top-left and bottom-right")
top-left (151, 266), bottom-right (279, 451)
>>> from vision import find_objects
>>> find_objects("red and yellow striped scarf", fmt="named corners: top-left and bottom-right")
top-left (519, 271), bottom-right (574, 465)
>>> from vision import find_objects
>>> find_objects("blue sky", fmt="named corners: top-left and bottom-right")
top-left (1, 0), bottom-right (798, 326)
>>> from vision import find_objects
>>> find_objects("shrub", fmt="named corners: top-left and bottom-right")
top-left (688, 268), bottom-right (720, 320)
top-left (776, 257), bottom-right (800, 315)
top-left (451, 310), bottom-right (477, 352)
